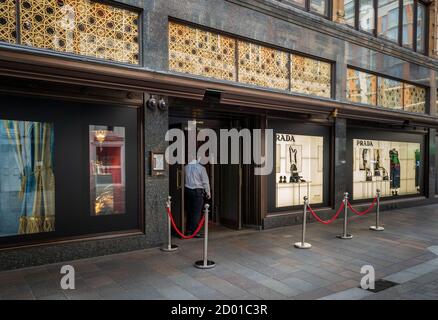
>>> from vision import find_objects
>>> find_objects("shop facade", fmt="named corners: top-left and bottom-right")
top-left (1, 0), bottom-right (438, 269)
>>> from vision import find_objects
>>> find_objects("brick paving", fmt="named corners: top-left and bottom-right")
top-left (1, 204), bottom-right (438, 300)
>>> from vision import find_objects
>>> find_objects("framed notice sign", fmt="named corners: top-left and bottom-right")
top-left (151, 152), bottom-right (165, 176)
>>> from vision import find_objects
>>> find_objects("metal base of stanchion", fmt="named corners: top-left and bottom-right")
top-left (160, 245), bottom-right (179, 252)
top-left (294, 242), bottom-right (312, 249)
top-left (369, 226), bottom-right (385, 231)
top-left (194, 260), bottom-right (216, 269)
top-left (337, 234), bottom-right (353, 239)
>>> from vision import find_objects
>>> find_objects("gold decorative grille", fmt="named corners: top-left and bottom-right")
top-left (168, 22), bottom-right (236, 81)
top-left (291, 55), bottom-right (331, 98)
top-left (346, 68), bottom-right (377, 105)
top-left (18, 0), bottom-right (139, 64)
top-left (168, 22), bottom-right (334, 98)
top-left (404, 84), bottom-right (426, 113)
top-left (0, 0), bottom-right (16, 43)
top-left (377, 77), bottom-right (403, 110)
top-left (237, 41), bottom-right (289, 90)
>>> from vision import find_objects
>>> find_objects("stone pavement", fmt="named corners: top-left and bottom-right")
top-left (1, 204), bottom-right (438, 300)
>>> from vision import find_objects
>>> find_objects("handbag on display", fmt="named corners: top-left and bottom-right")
top-left (366, 168), bottom-right (373, 182)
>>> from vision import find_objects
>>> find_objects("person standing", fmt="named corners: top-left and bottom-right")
top-left (185, 159), bottom-right (211, 238)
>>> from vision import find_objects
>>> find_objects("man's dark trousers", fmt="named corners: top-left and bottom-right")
top-left (185, 188), bottom-right (204, 234)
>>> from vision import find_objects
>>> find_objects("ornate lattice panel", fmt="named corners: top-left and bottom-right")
top-left (168, 21), bottom-right (236, 81)
top-left (19, 0), bottom-right (139, 64)
top-left (346, 68), bottom-right (377, 105)
top-left (0, 0), bottom-right (17, 43)
top-left (378, 77), bottom-right (403, 110)
top-left (403, 84), bottom-right (426, 113)
top-left (237, 41), bottom-right (289, 90)
top-left (291, 55), bottom-right (331, 98)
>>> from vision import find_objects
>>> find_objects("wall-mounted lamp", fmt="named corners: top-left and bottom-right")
top-left (328, 108), bottom-right (338, 120)
top-left (146, 95), bottom-right (158, 110)
top-left (158, 98), bottom-right (168, 111)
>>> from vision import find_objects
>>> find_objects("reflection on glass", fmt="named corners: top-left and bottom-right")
top-left (353, 139), bottom-right (421, 200)
top-left (416, 3), bottom-right (426, 53)
top-left (344, 0), bottom-right (356, 27)
top-left (378, 77), bottom-right (403, 110)
top-left (377, 0), bottom-right (399, 42)
top-left (275, 133), bottom-right (323, 207)
top-left (0, 120), bottom-right (55, 237)
top-left (310, 0), bottom-right (327, 16)
top-left (402, 0), bottom-right (414, 48)
top-left (359, 0), bottom-right (375, 33)
top-left (90, 125), bottom-right (125, 216)
top-left (282, 0), bottom-right (306, 8)
top-left (347, 68), bottom-right (377, 105)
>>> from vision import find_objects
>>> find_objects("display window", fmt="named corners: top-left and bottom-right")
top-left (0, 119), bottom-right (55, 237)
top-left (0, 95), bottom-right (140, 247)
top-left (89, 126), bottom-right (126, 216)
top-left (353, 138), bottom-right (421, 200)
top-left (269, 120), bottom-right (330, 214)
top-left (275, 134), bottom-right (324, 207)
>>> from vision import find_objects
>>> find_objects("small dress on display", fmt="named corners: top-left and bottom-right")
top-left (361, 149), bottom-right (371, 170)
top-left (289, 146), bottom-right (303, 183)
top-left (389, 149), bottom-right (401, 190)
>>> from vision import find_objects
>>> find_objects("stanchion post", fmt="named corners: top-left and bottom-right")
top-left (195, 204), bottom-right (216, 269)
top-left (337, 192), bottom-right (353, 239)
top-left (161, 196), bottom-right (179, 252)
top-left (294, 196), bottom-right (312, 249)
top-left (370, 189), bottom-right (384, 231)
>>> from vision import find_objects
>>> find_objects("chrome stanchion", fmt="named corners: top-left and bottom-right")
top-left (370, 189), bottom-right (384, 231)
top-left (194, 204), bottom-right (216, 269)
top-left (294, 196), bottom-right (312, 249)
top-left (337, 192), bottom-right (353, 239)
top-left (161, 196), bottom-right (179, 252)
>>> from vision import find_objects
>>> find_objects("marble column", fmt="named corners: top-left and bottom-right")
top-left (144, 94), bottom-right (169, 245)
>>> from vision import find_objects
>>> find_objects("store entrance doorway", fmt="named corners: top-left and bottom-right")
top-left (168, 117), bottom-right (243, 235)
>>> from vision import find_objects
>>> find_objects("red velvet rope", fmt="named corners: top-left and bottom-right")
top-left (166, 207), bottom-right (206, 239)
top-left (307, 202), bottom-right (345, 225)
top-left (347, 197), bottom-right (378, 216)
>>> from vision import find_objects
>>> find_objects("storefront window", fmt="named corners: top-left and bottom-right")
top-left (89, 125), bottom-right (125, 216)
top-left (416, 2), bottom-right (426, 53)
top-left (0, 120), bottom-right (55, 237)
top-left (404, 84), bottom-right (426, 113)
top-left (291, 55), bottom-right (332, 98)
top-left (344, 0), bottom-right (356, 27)
top-left (0, 0), bottom-right (140, 64)
top-left (310, 0), bottom-right (328, 16)
top-left (377, 0), bottom-right (400, 43)
top-left (347, 68), bottom-right (426, 114)
top-left (353, 139), bottom-right (421, 200)
top-left (282, 0), bottom-right (306, 8)
top-left (275, 133), bottom-right (324, 207)
top-left (377, 77), bottom-right (403, 110)
top-left (359, 0), bottom-right (375, 33)
top-left (344, 0), bottom-right (427, 54)
top-left (346, 68), bottom-right (377, 105)
top-left (402, 0), bottom-right (414, 49)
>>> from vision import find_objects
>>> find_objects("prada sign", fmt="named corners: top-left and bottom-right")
top-left (356, 140), bottom-right (374, 147)
top-left (276, 134), bottom-right (295, 142)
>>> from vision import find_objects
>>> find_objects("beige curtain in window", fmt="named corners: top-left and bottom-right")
top-left (3, 120), bottom-right (28, 234)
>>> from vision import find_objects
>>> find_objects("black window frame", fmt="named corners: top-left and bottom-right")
top-left (278, 0), bottom-right (332, 19)
top-left (345, 0), bottom-right (428, 54)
